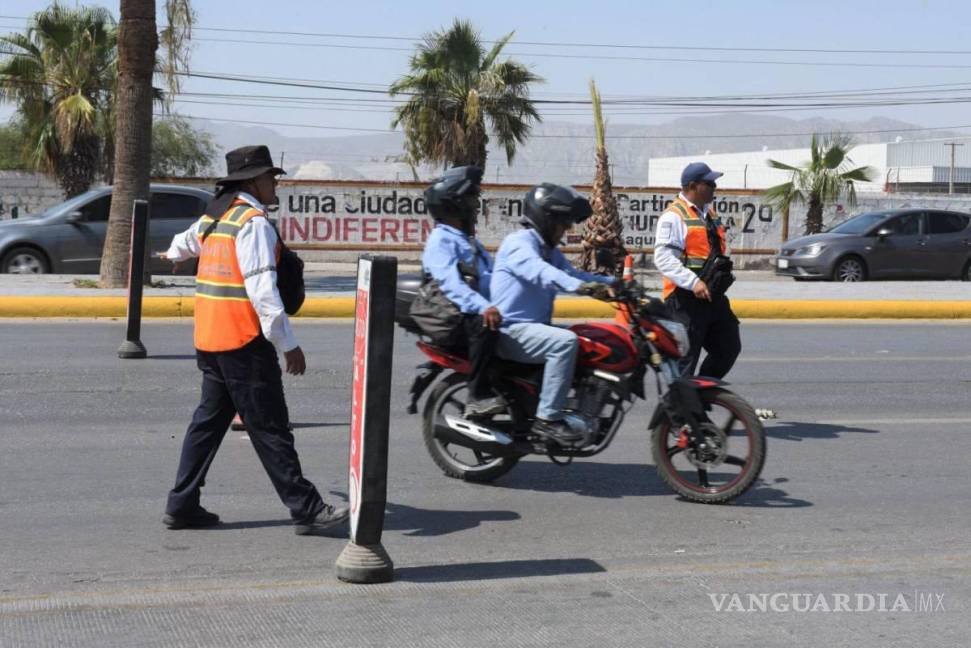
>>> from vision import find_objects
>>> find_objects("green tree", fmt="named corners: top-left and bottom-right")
top-left (0, 121), bottom-right (27, 170)
top-left (100, 0), bottom-right (193, 288)
top-left (151, 116), bottom-right (216, 177)
top-left (764, 134), bottom-right (876, 236)
top-left (580, 79), bottom-right (626, 276)
top-left (0, 3), bottom-right (117, 196)
top-left (389, 19), bottom-right (542, 169)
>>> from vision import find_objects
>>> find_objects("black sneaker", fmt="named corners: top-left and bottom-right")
top-left (163, 506), bottom-right (221, 529)
top-left (294, 504), bottom-right (350, 536)
top-left (531, 418), bottom-right (583, 444)
top-left (464, 396), bottom-right (506, 419)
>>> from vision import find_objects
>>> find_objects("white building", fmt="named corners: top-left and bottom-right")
top-left (647, 136), bottom-right (971, 193)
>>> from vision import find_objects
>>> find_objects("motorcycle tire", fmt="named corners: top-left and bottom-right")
top-left (651, 388), bottom-right (766, 504)
top-left (422, 372), bottom-right (521, 483)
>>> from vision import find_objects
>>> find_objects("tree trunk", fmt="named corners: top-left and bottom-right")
top-left (804, 193), bottom-right (824, 235)
top-left (99, 0), bottom-right (158, 288)
top-left (581, 147), bottom-right (626, 276)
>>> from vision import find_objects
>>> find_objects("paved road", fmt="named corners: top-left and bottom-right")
top-left (1, 321), bottom-right (969, 646)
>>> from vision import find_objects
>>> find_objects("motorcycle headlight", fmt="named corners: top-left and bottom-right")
top-left (794, 243), bottom-right (825, 257)
top-left (655, 318), bottom-right (690, 357)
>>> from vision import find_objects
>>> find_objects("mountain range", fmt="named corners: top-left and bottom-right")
top-left (196, 114), bottom-right (958, 187)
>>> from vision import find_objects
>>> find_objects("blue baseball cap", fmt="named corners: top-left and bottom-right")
top-left (680, 162), bottom-right (724, 187)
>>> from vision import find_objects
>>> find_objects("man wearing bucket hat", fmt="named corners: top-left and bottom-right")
top-left (653, 162), bottom-right (741, 379)
top-left (161, 145), bottom-right (348, 536)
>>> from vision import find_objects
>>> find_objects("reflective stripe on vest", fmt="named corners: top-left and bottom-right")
top-left (662, 197), bottom-right (727, 300)
top-left (193, 202), bottom-right (264, 352)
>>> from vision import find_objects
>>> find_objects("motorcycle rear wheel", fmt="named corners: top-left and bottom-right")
top-left (651, 388), bottom-right (766, 504)
top-left (423, 373), bottom-right (522, 483)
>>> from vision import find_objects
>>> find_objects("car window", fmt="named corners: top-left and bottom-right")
top-left (927, 212), bottom-right (970, 235)
top-left (79, 195), bottom-right (111, 222)
top-left (151, 192), bottom-right (207, 220)
top-left (828, 212), bottom-right (891, 234)
top-left (886, 213), bottom-right (922, 236)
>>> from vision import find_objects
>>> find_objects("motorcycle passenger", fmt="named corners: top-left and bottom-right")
top-left (421, 165), bottom-right (505, 418)
top-left (490, 184), bottom-right (616, 445)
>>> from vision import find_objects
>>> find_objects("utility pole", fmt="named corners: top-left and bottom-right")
top-left (944, 142), bottom-right (964, 194)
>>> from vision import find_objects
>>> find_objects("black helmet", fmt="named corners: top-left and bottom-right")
top-left (424, 165), bottom-right (483, 223)
top-left (521, 183), bottom-right (593, 246)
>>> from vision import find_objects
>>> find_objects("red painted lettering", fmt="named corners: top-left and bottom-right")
top-left (380, 218), bottom-right (399, 242)
top-left (362, 218), bottom-right (377, 243)
top-left (403, 219), bottom-right (418, 242)
top-left (312, 216), bottom-right (332, 241)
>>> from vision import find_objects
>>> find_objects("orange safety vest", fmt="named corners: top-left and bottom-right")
top-left (193, 201), bottom-right (265, 352)
top-left (661, 196), bottom-right (727, 300)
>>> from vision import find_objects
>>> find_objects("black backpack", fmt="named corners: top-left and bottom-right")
top-left (200, 212), bottom-right (305, 315)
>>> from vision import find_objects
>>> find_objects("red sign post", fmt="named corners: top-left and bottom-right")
top-left (335, 255), bottom-right (396, 583)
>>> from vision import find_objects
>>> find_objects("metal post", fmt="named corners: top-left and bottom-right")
top-left (335, 255), bottom-right (396, 584)
top-left (117, 199), bottom-right (149, 359)
top-left (945, 142), bottom-right (964, 194)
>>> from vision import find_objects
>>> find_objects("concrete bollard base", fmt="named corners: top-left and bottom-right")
top-left (335, 541), bottom-right (394, 584)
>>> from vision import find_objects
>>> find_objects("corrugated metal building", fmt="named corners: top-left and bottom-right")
top-left (647, 136), bottom-right (971, 193)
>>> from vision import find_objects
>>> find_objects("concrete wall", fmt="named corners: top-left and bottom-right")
top-left (0, 172), bottom-right (65, 221)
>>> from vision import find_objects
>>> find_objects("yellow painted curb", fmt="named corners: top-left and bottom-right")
top-left (1, 296), bottom-right (970, 319)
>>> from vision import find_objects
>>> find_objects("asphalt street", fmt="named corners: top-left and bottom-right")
top-left (1, 320), bottom-right (969, 647)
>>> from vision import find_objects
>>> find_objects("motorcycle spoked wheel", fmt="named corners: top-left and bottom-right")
top-left (422, 373), bottom-right (522, 483)
top-left (651, 388), bottom-right (766, 504)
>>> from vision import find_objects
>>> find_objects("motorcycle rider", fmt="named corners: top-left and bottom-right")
top-left (421, 165), bottom-right (505, 418)
top-left (490, 184), bottom-right (616, 445)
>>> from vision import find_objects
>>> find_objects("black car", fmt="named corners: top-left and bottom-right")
top-left (775, 209), bottom-right (971, 281)
top-left (0, 184), bottom-right (213, 274)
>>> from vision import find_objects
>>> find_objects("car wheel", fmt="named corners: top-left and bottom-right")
top-left (1, 246), bottom-right (50, 274)
top-left (833, 256), bottom-right (866, 282)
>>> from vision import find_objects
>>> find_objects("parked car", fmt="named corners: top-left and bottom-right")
top-left (0, 184), bottom-right (213, 274)
top-left (775, 209), bottom-right (971, 281)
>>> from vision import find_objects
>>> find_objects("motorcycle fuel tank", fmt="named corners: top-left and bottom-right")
top-left (569, 323), bottom-right (639, 374)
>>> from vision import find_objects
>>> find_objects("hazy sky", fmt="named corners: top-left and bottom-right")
top-left (3, 0), bottom-right (971, 139)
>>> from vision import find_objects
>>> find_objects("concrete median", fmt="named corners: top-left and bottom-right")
top-left (1, 295), bottom-right (971, 319)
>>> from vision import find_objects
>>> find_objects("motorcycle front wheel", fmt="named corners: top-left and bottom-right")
top-left (651, 388), bottom-right (766, 504)
top-left (422, 373), bottom-right (521, 483)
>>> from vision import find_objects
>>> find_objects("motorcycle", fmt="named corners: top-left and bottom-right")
top-left (396, 279), bottom-right (766, 504)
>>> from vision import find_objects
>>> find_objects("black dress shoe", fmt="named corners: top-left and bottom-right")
top-left (294, 504), bottom-right (350, 536)
top-left (163, 506), bottom-right (221, 529)
top-left (531, 418), bottom-right (583, 444)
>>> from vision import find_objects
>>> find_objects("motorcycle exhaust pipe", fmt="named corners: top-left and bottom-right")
top-left (433, 417), bottom-right (526, 457)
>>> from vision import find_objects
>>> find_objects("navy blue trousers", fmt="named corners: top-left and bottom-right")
top-left (165, 336), bottom-right (324, 521)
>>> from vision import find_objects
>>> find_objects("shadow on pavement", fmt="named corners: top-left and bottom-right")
top-left (766, 421), bottom-right (880, 442)
top-left (730, 479), bottom-right (813, 508)
top-left (396, 558), bottom-right (605, 583)
top-left (209, 518), bottom-right (294, 530)
top-left (495, 461), bottom-right (673, 498)
top-left (148, 354), bottom-right (196, 360)
top-left (383, 502), bottom-right (520, 537)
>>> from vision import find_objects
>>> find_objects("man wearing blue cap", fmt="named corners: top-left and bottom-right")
top-left (653, 162), bottom-right (740, 378)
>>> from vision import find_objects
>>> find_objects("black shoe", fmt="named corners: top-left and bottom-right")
top-left (163, 506), bottom-right (221, 529)
top-left (464, 396), bottom-right (506, 419)
top-left (294, 504), bottom-right (350, 536)
top-left (531, 418), bottom-right (583, 444)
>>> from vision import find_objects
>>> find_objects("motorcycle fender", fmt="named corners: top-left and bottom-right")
top-left (681, 376), bottom-right (729, 389)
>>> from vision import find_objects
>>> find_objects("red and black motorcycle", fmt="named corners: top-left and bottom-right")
top-left (397, 280), bottom-right (765, 504)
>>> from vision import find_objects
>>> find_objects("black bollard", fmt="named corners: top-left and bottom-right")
top-left (335, 254), bottom-right (396, 584)
top-left (117, 199), bottom-right (149, 359)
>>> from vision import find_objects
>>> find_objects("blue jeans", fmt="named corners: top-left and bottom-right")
top-left (497, 322), bottom-right (578, 420)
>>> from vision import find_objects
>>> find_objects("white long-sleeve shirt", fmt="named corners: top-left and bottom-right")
top-left (652, 193), bottom-right (713, 291)
top-left (165, 192), bottom-right (298, 352)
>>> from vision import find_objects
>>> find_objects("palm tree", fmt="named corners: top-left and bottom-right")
top-left (580, 79), bottom-right (625, 276)
top-left (764, 134), bottom-right (875, 236)
top-left (100, 0), bottom-right (192, 288)
top-left (0, 4), bottom-right (117, 197)
top-left (389, 19), bottom-right (542, 169)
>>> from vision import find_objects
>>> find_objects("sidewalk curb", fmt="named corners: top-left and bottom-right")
top-left (1, 296), bottom-right (970, 319)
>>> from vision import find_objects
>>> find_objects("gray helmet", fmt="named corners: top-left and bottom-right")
top-left (521, 183), bottom-right (593, 246)
top-left (424, 166), bottom-right (483, 223)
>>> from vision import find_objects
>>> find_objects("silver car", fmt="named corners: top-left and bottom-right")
top-left (0, 184), bottom-right (213, 274)
top-left (775, 209), bottom-right (971, 281)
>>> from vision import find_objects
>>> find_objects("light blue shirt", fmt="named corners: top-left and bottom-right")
top-left (421, 223), bottom-right (493, 315)
top-left (491, 228), bottom-right (614, 325)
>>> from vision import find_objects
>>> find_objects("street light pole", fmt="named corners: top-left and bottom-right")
top-left (945, 142), bottom-right (964, 194)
